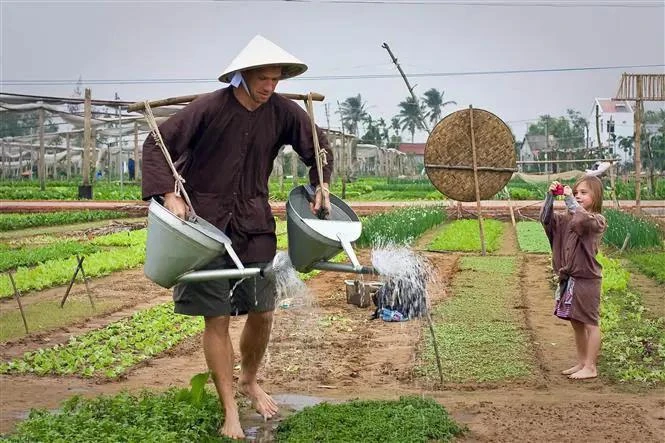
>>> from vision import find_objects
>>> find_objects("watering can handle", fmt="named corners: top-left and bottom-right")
top-left (303, 184), bottom-right (329, 220)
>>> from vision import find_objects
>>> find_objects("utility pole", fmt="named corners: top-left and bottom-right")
top-left (382, 42), bottom-right (430, 134)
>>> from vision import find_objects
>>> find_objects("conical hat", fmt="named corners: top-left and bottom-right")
top-left (218, 35), bottom-right (308, 83)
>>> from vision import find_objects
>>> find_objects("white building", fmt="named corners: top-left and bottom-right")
top-left (588, 98), bottom-right (634, 163)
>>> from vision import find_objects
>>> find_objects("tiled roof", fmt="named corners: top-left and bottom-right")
top-left (398, 143), bottom-right (425, 155)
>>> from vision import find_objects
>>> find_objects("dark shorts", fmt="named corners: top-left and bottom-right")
top-left (173, 255), bottom-right (276, 317)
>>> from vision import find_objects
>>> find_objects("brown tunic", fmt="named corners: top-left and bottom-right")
top-left (142, 87), bottom-right (333, 263)
top-left (540, 195), bottom-right (607, 325)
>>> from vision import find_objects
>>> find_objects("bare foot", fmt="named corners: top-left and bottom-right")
top-left (568, 367), bottom-right (597, 380)
top-left (561, 364), bottom-right (583, 375)
top-left (219, 412), bottom-right (245, 440)
top-left (239, 381), bottom-right (279, 419)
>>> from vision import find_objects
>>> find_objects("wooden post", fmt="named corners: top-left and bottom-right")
top-left (595, 104), bottom-right (602, 156)
top-left (66, 132), bottom-right (71, 180)
top-left (8, 272), bottom-right (29, 334)
top-left (609, 160), bottom-right (619, 209)
top-left (634, 76), bottom-right (643, 210)
top-left (82, 88), bottom-right (92, 186)
top-left (134, 121), bottom-right (140, 181)
top-left (38, 107), bottom-right (45, 191)
top-left (469, 105), bottom-right (487, 256)
top-left (1, 140), bottom-right (5, 180)
top-left (291, 149), bottom-right (298, 187)
top-left (505, 187), bottom-right (517, 228)
top-left (52, 148), bottom-right (57, 179)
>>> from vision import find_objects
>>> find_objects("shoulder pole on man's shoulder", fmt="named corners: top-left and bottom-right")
top-left (126, 92), bottom-right (325, 112)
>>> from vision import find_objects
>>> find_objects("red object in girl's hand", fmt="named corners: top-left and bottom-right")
top-left (553, 184), bottom-right (564, 196)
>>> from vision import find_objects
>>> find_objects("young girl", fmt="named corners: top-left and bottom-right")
top-left (540, 176), bottom-right (607, 380)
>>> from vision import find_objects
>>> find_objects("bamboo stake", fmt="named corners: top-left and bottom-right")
top-left (60, 256), bottom-right (95, 310)
top-left (426, 311), bottom-right (445, 387)
top-left (469, 105), bottom-right (487, 256)
top-left (8, 272), bottom-right (29, 334)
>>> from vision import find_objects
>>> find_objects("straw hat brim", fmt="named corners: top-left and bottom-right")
top-left (218, 62), bottom-right (307, 83)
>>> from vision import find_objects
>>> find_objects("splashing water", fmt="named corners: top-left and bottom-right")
top-left (269, 252), bottom-right (312, 309)
top-left (371, 245), bottom-right (435, 319)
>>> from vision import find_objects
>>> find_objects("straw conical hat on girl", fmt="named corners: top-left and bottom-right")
top-left (218, 35), bottom-right (308, 83)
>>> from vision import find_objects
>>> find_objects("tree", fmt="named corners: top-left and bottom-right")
top-left (422, 88), bottom-right (456, 126)
top-left (396, 96), bottom-right (427, 142)
top-left (339, 94), bottom-right (368, 136)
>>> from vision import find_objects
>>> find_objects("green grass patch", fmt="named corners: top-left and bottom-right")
top-left (427, 219), bottom-right (504, 253)
top-left (597, 254), bottom-right (665, 385)
top-left (0, 210), bottom-right (130, 232)
top-left (275, 396), bottom-right (466, 442)
top-left (2, 374), bottom-right (225, 442)
top-left (626, 251), bottom-right (665, 284)
top-left (356, 205), bottom-right (446, 248)
top-left (603, 209), bottom-right (664, 250)
top-left (0, 243), bottom-right (145, 298)
top-left (0, 302), bottom-right (203, 378)
top-left (420, 256), bottom-right (533, 382)
top-left (516, 221), bottom-right (551, 253)
top-left (0, 241), bottom-right (100, 272)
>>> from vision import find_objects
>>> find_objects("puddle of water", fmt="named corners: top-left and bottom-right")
top-left (241, 394), bottom-right (330, 442)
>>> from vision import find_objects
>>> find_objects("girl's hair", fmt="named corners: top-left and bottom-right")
top-left (573, 175), bottom-right (603, 213)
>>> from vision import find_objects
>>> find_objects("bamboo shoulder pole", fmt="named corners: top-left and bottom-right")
top-left (126, 92), bottom-right (325, 112)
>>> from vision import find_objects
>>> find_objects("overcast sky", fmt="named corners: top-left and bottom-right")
top-left (2, 0), bottom-right (664, 141)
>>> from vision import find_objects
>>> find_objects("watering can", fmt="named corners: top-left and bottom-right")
top-left (143, 198), bottom-right (271, 288)
top-left (285, 185), bottom-right (375, 275)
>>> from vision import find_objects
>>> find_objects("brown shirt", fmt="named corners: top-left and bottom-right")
top-left (142, 87), bottom-right (334, 263)
top-left (540, 195), bottom-right (607, 280)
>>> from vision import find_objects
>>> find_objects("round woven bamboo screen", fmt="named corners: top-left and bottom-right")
top-left (424, 108), bottom-right (516, 202)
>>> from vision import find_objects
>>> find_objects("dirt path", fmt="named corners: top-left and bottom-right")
top-left (1, 230), bottom-right (664, 440)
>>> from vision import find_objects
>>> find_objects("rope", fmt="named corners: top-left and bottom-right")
top-left (305, 93), bottom-right (327, 188)
top-left (142, 101), bottom-right (197, 218)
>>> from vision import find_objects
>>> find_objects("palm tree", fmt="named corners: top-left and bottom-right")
top-left (390, 117), bottom-right (401, 137)
top-left (339, 94), bottom-right (368, 136)
top-left (422, 88), bottom-right (456, 125)
top-left (396, 96), bottom-right (427, 142)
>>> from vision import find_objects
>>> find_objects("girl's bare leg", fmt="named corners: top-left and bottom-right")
top-left (562, 320), bottom-right (587, 375)
top-left (570, 323), bottom-right (600, 379)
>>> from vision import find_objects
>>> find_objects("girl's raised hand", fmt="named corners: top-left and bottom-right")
top-left (549, 181), bottom-right (564, 196)
top-left (563, 185), bottom-right (573, 196)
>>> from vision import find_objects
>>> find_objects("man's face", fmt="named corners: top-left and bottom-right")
top-left (243, 66), bottom-right (282, 104)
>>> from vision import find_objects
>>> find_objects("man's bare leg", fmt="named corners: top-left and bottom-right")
top-left (203, 316), bottom-right (244, 439)
top-left (238, 310), bottom-right (278, 419)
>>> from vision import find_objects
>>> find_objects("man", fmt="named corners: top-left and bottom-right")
top-left (141, 35), bottom-right (333, 440)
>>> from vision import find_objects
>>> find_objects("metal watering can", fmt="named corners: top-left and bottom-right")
top-left (285, 185), bottom-right (375, 275)
top-left (144, 198), bottom-right (271, 288)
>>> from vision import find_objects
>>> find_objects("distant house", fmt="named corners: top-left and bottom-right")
top-left (520, 134), bottom-right (559, 172)
top-left (588, 98), bottom-right (634, 163)
top-left (398, 143), bottom-right (425, 174)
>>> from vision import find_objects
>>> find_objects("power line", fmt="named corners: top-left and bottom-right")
top-left (2, 63), bottom-right (663, 86)
top-left (215, 0), bottom-right (664, 7)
